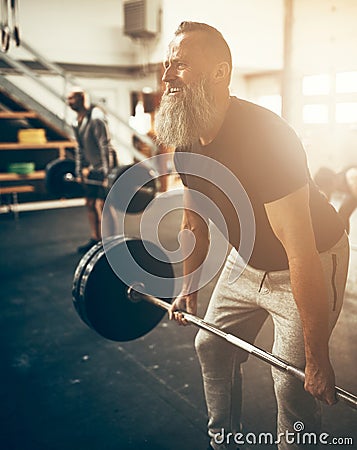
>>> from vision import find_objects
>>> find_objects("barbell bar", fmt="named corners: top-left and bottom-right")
top-left (72, 236), bottom-right (357, 411)
top-left (63, 172), bottom-right (155, 197)
top-left (128, 285), bottom-right (357, 410)
top-left (45, 158), bottom-right (157, 213)
top-left (63, 172), bottom-right (102, 186)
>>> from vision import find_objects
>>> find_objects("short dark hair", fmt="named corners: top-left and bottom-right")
top-left (68, 88), bottom-right (85, 100)
top-left (174, 21), bottom-right (232, 72)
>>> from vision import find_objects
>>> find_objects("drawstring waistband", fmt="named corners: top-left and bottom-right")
top-left (258, 272), bottom-right (268, 292)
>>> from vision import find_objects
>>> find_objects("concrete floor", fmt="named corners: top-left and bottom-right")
top-left (0, 201), bottom-right (356, 450)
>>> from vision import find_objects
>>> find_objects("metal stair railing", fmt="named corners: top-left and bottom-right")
top-left (0, 74), bottom-right (73, 136)
top-left (0, 35), bottom-right (157, 162)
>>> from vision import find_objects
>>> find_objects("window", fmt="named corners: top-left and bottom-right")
top-left (336, 71), bottom-right (357, 94)
top-left (335, 102), bottom-right (357, 123)
top-left (303, 104), bottom-right (328, 124)
top-left (302, 74), bottom-right (331, 96)
top-left (129, 100), bottom-right (151, 134)
top-left (257, 95), bottom-right (282, 116)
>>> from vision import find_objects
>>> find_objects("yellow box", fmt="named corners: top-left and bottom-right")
top-left (18, 128), bottom-right (47, 144)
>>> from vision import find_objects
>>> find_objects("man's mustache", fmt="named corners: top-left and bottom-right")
top-left (163, 83), bottom-right (186, 96)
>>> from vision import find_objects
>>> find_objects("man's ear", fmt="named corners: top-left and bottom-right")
top-left (213, 61), bottom-right (230, 83)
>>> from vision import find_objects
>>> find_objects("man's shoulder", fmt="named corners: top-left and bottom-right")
top-left (229, 96), bottom-right (299, 148)
top-left (89, 106), bottom-right (106, 122)
top-left (230, 96), bottom-right (284, 125)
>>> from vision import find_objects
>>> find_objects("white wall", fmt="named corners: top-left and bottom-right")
top-left (287, 0), bottom-right (357, 173)
top-left (18, 0), bottom-right (137, 65)
top-left (16, 0), bottom-right (284, 72)
top-left (292, 0), bottom-right (357, 74)
top-left (8, 0), bottom-right (357, 171)
top-left (10, 0), bottom-right (284, 147)
top-left (155, 0), bottom-right (284, 71)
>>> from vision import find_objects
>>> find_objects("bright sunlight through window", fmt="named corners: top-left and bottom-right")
top-left (336, 103), bottom-right (357, 123)
top-left (303, 104), bottom-right (328, 124)
top-left (257, 95), bottom-right (282, 116)
top-left (302, 74), bottom-right (331, 96)
top-left (336, 72), bottom-right (357, 93)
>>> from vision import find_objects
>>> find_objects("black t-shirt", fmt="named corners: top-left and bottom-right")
top-left (174, 97), bottom-right (344, 271)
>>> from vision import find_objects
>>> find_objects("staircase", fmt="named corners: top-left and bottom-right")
top-left (0, 37), bottom-right (156, 207)
top-left (0, 82), bottom-right (77, 204)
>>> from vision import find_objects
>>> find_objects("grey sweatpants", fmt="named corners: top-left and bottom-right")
top-left (195, 233), bottom-right (349, 450)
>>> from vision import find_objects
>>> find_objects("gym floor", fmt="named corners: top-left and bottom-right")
top-left (0, 202), bottom-right (356, 450)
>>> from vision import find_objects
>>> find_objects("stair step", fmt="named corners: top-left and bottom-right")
top-left (0, 79), bottom-right (73, 140)
top-left (0, 141), bottom-right (76, 150)
top-left (0, 111), bottom-right (38, 119)
top-left (0, 170), bottom-right (45, 181)
top-left (0, 185), bottom-right (35, 194)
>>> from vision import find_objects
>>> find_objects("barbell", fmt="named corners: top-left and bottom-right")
top-left (72, 235), bottom-right (357, 410)
top-left (45, 158), bottom-right (157, 213)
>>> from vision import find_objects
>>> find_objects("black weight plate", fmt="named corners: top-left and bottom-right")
top-left (45, 158), bottom-right (84, 198)
top-left (72, 238), bottom-right (116, 321)
top-left (75, 237), bottom-right (174, 341)
top-left (108, 164), bottom-right (157, 213)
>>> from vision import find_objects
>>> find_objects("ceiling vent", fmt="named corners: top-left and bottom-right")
top-left (124, 0), bottom-right (161, 39)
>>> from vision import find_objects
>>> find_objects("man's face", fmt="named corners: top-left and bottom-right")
top-left (67, 92), bottom-right (84, 112)
top-left (161, 32), bottom-right (213, 96)
top-left (156, 32), bottom-right (219, 148)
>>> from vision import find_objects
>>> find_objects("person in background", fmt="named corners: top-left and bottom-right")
top-left (67, 88), bottom-right (118, 253)
top-left (155, 21), bottom-right (349, 450)
top-left (314, 166), bottom-right (357, 233)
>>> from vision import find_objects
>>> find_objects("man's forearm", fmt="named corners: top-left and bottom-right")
top-left (180, 221), bottom-right (209, 295)
top-left (168, 218), bottom-right (209, 322)
top-left (289, 253), bottom-right (330, 362)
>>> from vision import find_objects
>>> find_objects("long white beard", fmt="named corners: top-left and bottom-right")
top-left (156, 77), bottom-right (219, 148)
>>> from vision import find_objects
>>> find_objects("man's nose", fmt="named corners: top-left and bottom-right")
top-left (162, 64), bottom-right (176, 82)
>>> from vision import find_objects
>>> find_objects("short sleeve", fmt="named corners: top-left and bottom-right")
top-left (251, 119), bottom-right (309, 204)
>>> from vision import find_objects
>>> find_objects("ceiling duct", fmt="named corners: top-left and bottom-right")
top-left (123, 0), bottom-right (162, 39)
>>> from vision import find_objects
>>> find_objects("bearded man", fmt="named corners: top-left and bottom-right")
top-left (156, 21), bottom-right (349, 450)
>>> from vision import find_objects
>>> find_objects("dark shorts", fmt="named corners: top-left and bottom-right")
top-left (85, 170), bottom-right (107, 199)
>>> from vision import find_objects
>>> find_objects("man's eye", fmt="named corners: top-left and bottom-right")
top-left (177, 63), bottom-right (186, 70)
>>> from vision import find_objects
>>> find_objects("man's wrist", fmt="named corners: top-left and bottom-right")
top-left (181, 288), bottom-right (198, 298)
top-left (305, 346), bottom-right (330, 366)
